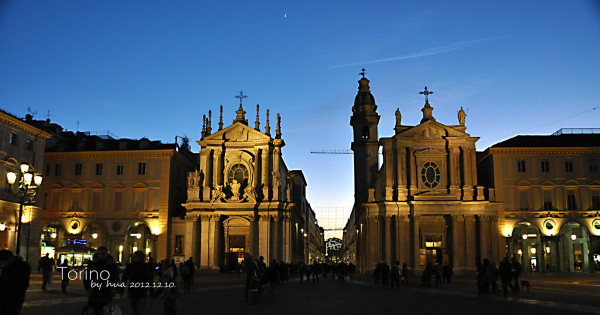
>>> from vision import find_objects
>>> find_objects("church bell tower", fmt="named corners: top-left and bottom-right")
top-left (350, 70), bottom-right (380, 203)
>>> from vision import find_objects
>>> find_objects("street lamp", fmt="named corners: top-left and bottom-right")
top-left (6, 163), bottom-right (42, 256)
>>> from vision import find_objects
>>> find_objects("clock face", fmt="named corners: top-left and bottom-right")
top-left (363, 151), bottom-right (374, 161)
top-left (421, 162), bottom-right (440, 188)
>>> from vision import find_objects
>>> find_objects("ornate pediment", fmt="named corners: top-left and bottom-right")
top-left (396, 120), bottom-right (470, 141)
top-left (204, 122), bottom-right (271, 142)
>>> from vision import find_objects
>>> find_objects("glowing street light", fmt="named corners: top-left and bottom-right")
top-left (6, 163), bottom-right (42, 256)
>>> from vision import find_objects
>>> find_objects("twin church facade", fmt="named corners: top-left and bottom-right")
top-left (13, 73), bottom-right (598, 273)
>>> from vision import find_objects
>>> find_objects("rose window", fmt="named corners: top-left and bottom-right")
top-left (421, 162), bottom-right (440, 188)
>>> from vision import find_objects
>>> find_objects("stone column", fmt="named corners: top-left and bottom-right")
top-left (396, 215), bottom-right (410, 264)
top-left (209, 215), bottom-right (222, 269)
top-left (449, 147), bottom-right (461, 197)
top-left (184, 214), bottom-right (200, 263)
top-left (384, 216), bottom-right (392, 262)
top-left (248, 215), bottom-right (257, 258)
top-left (410, 214), bottom-right (420, 271)
top-left (272, 215), bottom-right (281, 261)
top-left (479, 215), bottom-right (491, 261)
top-left (366, 216), bottom-right (380, 268)
top-left (262, 149), bottom-right (270, 201)
top-left (282, 214), bottom-right (291, 262)
top-left (273, 147), bottom-right (281, 201)
top-left (213, 149), bottom-right (223, 187)
top-left (259, 215), bottom-right (271, 259)
top-left (490, 216), bottom-right (500, 262)
top-left (396, 146), bottom-right (407, 201)
top-left (470, 148), bottom-right (478, 186)
top-left (451, 215), bottom-right (466, 271)
top-left (200, 150), bottom-right (212, 200)
top-left (464, 215), bottom-right (477, 271)
top-left (200, 215), bottom-right (210, 268)
top-left (252, 150), bottom-right (260, 189)
top-left (462, 148), bottom-right (473, 200)
top-left (384, 143), bottom-right (394, 201)
top-left (409, 148), bottom-right (417, 192)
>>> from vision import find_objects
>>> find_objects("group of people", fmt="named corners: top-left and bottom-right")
top-left (420, 261), bottom-right (454, 287)
top-left (34, 248), bottom-right (197, 315)
top-left (241, 256), bottom-right (356, 302)
top-left (476, 256), bottom-right (522, 296)
top-left (373, 261), bottom-right (412, 288)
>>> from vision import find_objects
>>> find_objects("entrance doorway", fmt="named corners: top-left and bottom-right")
top-left (425, 238), bottom-right (443, 264)
top-left (225, 235), bottom-right (246, 272)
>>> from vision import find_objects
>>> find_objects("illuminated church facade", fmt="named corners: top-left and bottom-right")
top-left (183, 101), bottom-right (324, 269)
top-left (344, 75), bottom-right (503, 273)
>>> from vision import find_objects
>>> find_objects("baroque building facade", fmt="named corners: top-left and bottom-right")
top-left (183, 103), bottom-right (324, 270)
top-left (0, 111), bottom-right (51, 262)
top-left (478, 130), bottom-right (600, 272)
top-left (343, 75), bottom-right (502, 273)
top-left (38, 126), bottom-right (195, 264)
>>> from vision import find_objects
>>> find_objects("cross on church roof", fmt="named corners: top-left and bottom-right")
top-left (419, 86), bottom-right (433, 103)
top-left (360, 68), bottom-right (366, 78)
top-left (235, 90), bottom-right (248, 107)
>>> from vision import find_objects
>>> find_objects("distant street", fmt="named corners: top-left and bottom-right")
top-left (20, 270), bottom-right (600, 314)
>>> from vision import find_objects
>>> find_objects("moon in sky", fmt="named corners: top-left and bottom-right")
top-left (284, 13), bottom-right (287, 18)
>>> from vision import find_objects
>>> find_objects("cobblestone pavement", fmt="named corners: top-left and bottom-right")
top-left (21, 271), bottom-right (600, 314)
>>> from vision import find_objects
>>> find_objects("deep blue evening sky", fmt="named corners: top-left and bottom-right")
top-left (1, 1), bottom-right (599, 226)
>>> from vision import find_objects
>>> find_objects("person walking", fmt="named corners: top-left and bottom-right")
top-left (434, 260), bottom-right (443, 288)
top-left (59, 258), bottom-right (70, 293)
top-left (390, 261), bottom-right (400, 288)
top-left (311, 262), bottom-right (320, 284)
top-left (511, 257), bottom-right (522, 293)
top-left (38, 253), bottom-right (53, 291)
top-left (337, 261), bottom-right (347, 285)
top-left (481, 258), bottom-right (492, 296)
top-left (499, 257), bottom-right (515, 296)
top-left (122, 251), bottom-right (154, 315)
top-left (242, 256), bottom-right (258, 300)
top-left (184, 257), bottom-right (195, 287)
top-left (421, 262), bottom-right (433, 287)
top-left (154, 265), bottom-right (179, 315)
top-left (476, 259), bottom-right (483, 295)
top-left (0, 250), bottom-right (30, 315)
top-left (298, 262), bottom-right (306, 283)
top-left (401, 263), bottom-right (409, 285)
top-left (83, 246), bottom-right (120, 315)
top-left (381, 261), bottom-right (390, 287)
top-left (266, 259), bottom-right (279, 296)
top-left (442, 263), bottom-right (454, 284)
top-left (373, 262), bottom-right (381, 286)
top-left (491, 261), bottom-right (500, 294)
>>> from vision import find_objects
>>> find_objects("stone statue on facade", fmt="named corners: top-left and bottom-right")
top-left (273, 171), bottom-right (281, 188)
top-left (458, 107), bottom-right (466, 126)
top-left (395, 108), bottom-right (402, 127)
top-left (231, 179), bottom-right (241, 200)
top-left (187, 170), bottom-right (201, 189)
top-left (211, 185), bottom-right (225, 203)
top-left (243, 185), bottom-right (257, 203)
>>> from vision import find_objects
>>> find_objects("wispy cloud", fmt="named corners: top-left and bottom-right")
top-left (329, 37), bottom-right (502, 69)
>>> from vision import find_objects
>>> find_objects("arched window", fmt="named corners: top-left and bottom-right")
top-left (361, 126), bottom-right (370, 139)
top-left (228, 164), bottom-right (249, 184)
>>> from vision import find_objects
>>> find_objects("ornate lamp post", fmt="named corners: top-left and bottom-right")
top-left (6, 163), bottom-right (42, 256)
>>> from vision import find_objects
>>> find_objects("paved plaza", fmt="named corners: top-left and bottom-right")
top-left (20, 271), bottom-right (600, 314)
